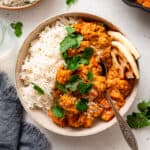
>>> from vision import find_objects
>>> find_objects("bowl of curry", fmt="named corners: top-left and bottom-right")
top-left (15, 12), bottom-right (140, 136)
top-left (123, 0), bottom-right (150, 12)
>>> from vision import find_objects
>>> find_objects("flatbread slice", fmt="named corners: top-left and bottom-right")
top-left (111, 41), bottom-right (139, 79)
top-left (108, 31), bottom-right (140, 59)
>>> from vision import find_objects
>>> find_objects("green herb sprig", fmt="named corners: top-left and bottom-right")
top-left (10, 22), bottom-right (23, 37)
top-left (66, 0), bottom-right (77, 6)
top-left (65, 47), bottom-right (94, 71)
top-left (31, 83), bottom-right (44, 95)
top-left (76, 98), bottom-right (88, 112)
top-left (87, 72), bottom-right (93, 81)
top-left (60, 26), bottom-right (94, 71)
top-left (127, 101), bottom-right (150, 129)
top-left (60, 26), bottom-right (83, 54)
top-left (52, 102), bottom-right (66, 118)
top-left (56, 75), bottom-right (92, 94)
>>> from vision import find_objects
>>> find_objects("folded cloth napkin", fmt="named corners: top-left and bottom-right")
top-left (0, 73), bottom-right (50, 150)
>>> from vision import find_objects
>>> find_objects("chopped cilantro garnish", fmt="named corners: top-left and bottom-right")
top-left (60, 34), bottom-right (83, 54)
top-left (76, 98), bottom-right (88, 112)
top-left (79, 47), bottom-right (94, 65)
top-left (60, 27), bottom-right (94, 71)
top-left (66, 55), bottom-right (81, 71)
top-left (56, 82), bottom-right (68, 93)
top-left (127, 112), bottom-right (150, 129)
top-left (138, 101), bottom-right (150, 113)
top-left (66, 26), bottom-right (75, 34)
top-left (65, 47), bottom-right (94, 71)
top-left (66, 0), bottom-right (77, 6)
top-left (82, 47), bottom-right (94, 59)
top-left (52, 106), bottom-right (66, 118)
top-left (65, 75), bottom-right (81, 91)
top-left (127, 101), bottom-right (150, 129)
top-left (87, 72), bottom-right (93, 81)
top-left (78, 81), bottom-right (92, 94)
top-left (56, 75), bottom-right (92, 94)
top-left (31, 83), bottom-right (44, 95)
top-left (68, 74), bottom-right (81, 82)
top-left (10, 22), bottom-right (23, 37)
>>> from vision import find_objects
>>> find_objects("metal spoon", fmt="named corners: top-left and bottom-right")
top-left (102, 62), bottom-right (138, 150)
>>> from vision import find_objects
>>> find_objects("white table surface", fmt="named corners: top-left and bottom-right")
top-left (0, 0), bottom-right (150, 150)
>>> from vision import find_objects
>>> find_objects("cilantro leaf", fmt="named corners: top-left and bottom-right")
top-left (10, 22), bottom-right (23, 37)
top-left (52, 106), bottom-right (66, 118)
top-left (80, 47), bottom-right (94, 65)
top-left (66, 26), bottom-right (75, 35)
top-left (127, 112), bottom-right (150, 129)
top-left (65, 75), bottom-right (81, 92)
top-left (82, 47), bottom-right (94, 59)
top-left (65, 83), bottom-right (77, 92)
top-left (68, 74), bottom-right (81, 82)
top-left (76, 98), bottom-right (88, 112)
top-left (65, 47), bottom-right (94, 71)
top-left (87, 72), bottom-right (93, 81)
top-left (127, 100), bottom-right (150, 129)
top-left (78, 81), bottom-right (92, 94)
top-left (66, 0), bottom-right (77, 6)
top-left (31, 83), bottom-right (44, 95)
top-left (60, 34), bottom-right (83, 53)
top-left (138, 101), bottom-right (150, 112)
top-left (56, 82), bottom-right (68, 93)
top-left (66, 55), bottom-right (81, 71)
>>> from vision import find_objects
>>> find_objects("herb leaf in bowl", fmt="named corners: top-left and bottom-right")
top-left (76, 98), bottom-right (88, 112)
top-left (31, 83), bottom-right (44, 95)
top-left (66, 26), bottom-right (75, 34)
top-left (60, 34), bottom-right (83, 54)
top-left (78, 81), bottom-right (92, 94)
top-left (87, 72), bottom-right (93, 81)
top-left (52, 106), bottom-right (66, 118)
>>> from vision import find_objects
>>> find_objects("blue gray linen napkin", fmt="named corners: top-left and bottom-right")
top-left (0, 73), bottom-right (50, 150)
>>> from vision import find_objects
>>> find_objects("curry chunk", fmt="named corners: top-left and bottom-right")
top-left (73, 20), bottom-right (112, 49)
top-left (48, 110), bottom-right (66, 127)
top-left (56, 65), bottom-right (72, 84)
top-left (93, 76), bottom-right (106, 94)
top-left (101, 103), bottom-right (121, 121)
top-left (59, 94), bottom-right (79, 114)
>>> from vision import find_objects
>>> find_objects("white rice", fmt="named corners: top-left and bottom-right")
top-left (20, 17), bottom-right (77, 110)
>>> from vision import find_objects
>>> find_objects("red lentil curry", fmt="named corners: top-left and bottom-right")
top-left (48, 19), bottom-right (139, 128)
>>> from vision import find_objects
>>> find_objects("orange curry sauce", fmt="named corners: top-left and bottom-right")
top-left (48, 20), bottom-right (135, 128)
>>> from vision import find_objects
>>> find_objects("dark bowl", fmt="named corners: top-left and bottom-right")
top-left (123, 0), bottom-right (150, 12)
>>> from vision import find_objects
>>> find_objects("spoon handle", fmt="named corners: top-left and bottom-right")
top-left (105, 90), bottom-right (138, 150)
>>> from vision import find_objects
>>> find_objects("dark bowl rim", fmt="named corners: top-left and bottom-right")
top-left (122, 0), bottom-right (150, 12)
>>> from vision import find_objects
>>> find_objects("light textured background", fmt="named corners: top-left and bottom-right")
top-left (0, 0), bottom-right (150, 150)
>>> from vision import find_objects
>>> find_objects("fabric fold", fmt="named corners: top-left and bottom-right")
top-left (0, 73), bottom-right (50, 150)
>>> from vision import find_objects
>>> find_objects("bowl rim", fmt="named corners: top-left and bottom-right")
top-left (0, 0), bottom-right (43, 10)
top-left (15, 12), bottom-right (140, 137)
top-left (122, 0), bottom-right (150, 12)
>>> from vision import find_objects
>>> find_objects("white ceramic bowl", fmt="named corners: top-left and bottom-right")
top-left (15, 12), bottom-right (139, 137)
